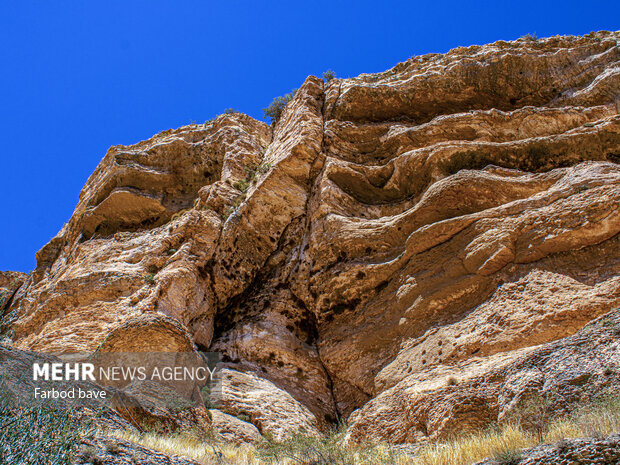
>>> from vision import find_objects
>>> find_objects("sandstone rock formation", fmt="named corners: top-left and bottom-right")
top-left (0, 271), bottom-right (27, 324)
top-left (2, 31), bottom-right (619, 444)
top-left (209, 409), bottom-right (262, 445)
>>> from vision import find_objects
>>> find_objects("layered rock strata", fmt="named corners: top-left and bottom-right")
top-left (2, 31), bottom-right (619, 442)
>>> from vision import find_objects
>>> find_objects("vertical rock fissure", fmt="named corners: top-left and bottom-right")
top-left (289, 77), bottom-right (342, 423)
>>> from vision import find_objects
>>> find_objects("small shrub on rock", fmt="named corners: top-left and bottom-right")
top-left (322, 70), bottom-right (336, 82)
top-left (263, 89), bottom-right (297, 125)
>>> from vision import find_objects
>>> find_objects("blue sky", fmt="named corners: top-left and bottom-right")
top-left (1, 1), bottom-right (618, 272)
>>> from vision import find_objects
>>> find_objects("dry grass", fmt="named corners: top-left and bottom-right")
top-left (110, 429), bottom-right (259, 464)
top-left (413, 394), bottom-right (620, 465)
top-left (104, 395), bottom-right (620, 465)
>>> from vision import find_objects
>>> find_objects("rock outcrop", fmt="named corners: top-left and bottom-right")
top-left (2, 31), bottom-right (619, 443)
top-left (476, 433), bottom-right (620, 465)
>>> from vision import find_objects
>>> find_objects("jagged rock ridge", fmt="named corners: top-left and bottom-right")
top-left (2, 31), bottom-right (619, 443)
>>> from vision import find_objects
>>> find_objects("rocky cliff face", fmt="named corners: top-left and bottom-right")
top-left (3, 31), bottom-right (620, 443)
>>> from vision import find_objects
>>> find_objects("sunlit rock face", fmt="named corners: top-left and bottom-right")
top-left (4, 31), bottom-right (620, 442)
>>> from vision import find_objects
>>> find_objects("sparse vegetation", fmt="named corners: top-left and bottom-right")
top-left (171, 208), bottom-right (189, 221)
top-left (263, 90), bottom-right (297, 125)
top-left (221, 207), bottom-right (235, 221)
top-left (255, 427), bottom-right (399, 464)
top-left (144, 273), bottom-right (157, 285)
top-left (491, 448), bottom-right (522, 465)
top-left (224, 108), bottom-right (238, 115)
top-left (166, 248), bottom-right (177, 256)
top-left (446, 376), bottom-right (459, 386)
top-left (0, 380), bottom-right (83, 464)
top-left (246, 161), bottom-right (272, 181)
top-left (522, 33), bottom-right (538, 41)
top-left (503, 392), bottom-right (556, 442)
top-left (233, 178), bottom-right (251, 193)
top-left (230, 161), bottom-right (273, 201)
top-left (322, 70), bottom-right (336, 82)
top-left (101, 394), bottom-right (620, 464)
top-left (201, 385), bottom-right (215, 410)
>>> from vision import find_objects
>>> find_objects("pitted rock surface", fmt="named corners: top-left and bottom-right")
top-left (3, 31), bottom-right (620, 443)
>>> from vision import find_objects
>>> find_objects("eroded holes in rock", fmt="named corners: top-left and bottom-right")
top-left (376, 281), bottom-right (389, 292)
top-left (269, 236), bottom-right (277, 243)
top-left (333, 304), bottom-right (347, 315)
top-left (356, 271), bottom-right (366, 280)
top-left (277, 360), bottom-right (284, 367)
top-left (471, 348), bottom-right (480, 355)
top-left (296, 313), bottom-right (319, 344)
top-left (365, 247), bottom-right (372, 254)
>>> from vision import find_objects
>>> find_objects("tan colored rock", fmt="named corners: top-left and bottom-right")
top-left (345, 309), bottom-right (620, 443)
top-left (213, 368), bottom-right (321, 440)
top-left (0, 271), bottom-right (26, 312)
top-left (209, 409), bottom-right (262, 444)
top-left (3, 31), bottom-right (620, 443)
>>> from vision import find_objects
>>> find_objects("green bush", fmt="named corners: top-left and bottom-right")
top-left (256, 426), bottom-right (397, 464)
top-left (0, 381), bottom-right (82, 464)
top-left (263, 89), bottom-right (297, 125)
top-left (322, 70), bottom-right (336, 82)
top-left (201, 385), bottom-right (215, 410)
top-left (232, 178), bottom-right (251, 193)
top-left (492, 448), bottom-right (522, 465)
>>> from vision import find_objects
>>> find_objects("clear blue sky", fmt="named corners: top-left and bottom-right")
top-left (1, 1), bottom-right (618, 272)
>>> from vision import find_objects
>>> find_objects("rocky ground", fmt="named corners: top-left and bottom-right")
top-left (1, 31), bottom-right (619, 463)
